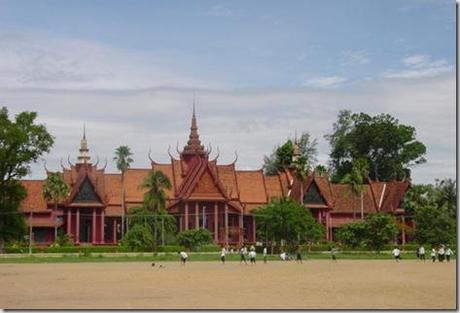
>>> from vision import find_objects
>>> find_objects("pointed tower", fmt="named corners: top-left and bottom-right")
top-left (77, 124), bottom-right (91, 164)
top-left (292, 131), bottom-right (301, 164)
top-left (182, 102), bottom-right (207, 158)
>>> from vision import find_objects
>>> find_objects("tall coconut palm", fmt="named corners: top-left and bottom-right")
top-left (341, 159), bottom-right (369, 219)
top-left (113, 145), bottom-right (133, 239)
top-left (139, 170), bottom-right (172, 252)
top-left (42, 172), bottom-right (69, 240)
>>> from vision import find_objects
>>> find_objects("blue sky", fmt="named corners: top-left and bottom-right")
top-left (0, 0), bottom-right (456, 183)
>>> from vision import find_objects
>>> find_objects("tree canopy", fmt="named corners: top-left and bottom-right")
top-left (263, 132), bottom-right (318, 176)
top-left (254, 198), bottom-right (324, 249)
top-left (336, 212), bottom-right (397, 251)
top-left (325, 110), bottom-right (426, 182)
top-left (177, 229), bottom-right (213, 251)
top-left (0, 107), bottom-right (54, 251)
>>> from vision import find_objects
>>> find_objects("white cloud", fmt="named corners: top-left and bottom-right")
top-left (383, 54), bottom-right (453, 79)
top-left (0, 32), bottom-right (454, 185)
top-left (300, 76), bottom-right (348, 88)
top-left (340, 50), bottom-right (370, 65)
top-left (0, 32), bottom-right (224, 90)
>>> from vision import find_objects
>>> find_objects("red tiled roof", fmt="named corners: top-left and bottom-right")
top-left (236, 170), bottom-right (268, 204)
top-left (331, 184), bottom-right (377, 213)
top-left (124, 168), bottom-right (151, 202)
top-left (20, 180), bottom-right (48, 213)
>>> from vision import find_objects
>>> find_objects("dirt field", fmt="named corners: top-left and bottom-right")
top-left (0, 260), bottom-right (456, 309)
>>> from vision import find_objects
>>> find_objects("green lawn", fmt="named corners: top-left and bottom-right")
top-left (0, 251), bottom-right (450, 263)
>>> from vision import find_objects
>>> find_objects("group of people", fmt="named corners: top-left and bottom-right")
top-left (391, 244), bottom-right (455, 262)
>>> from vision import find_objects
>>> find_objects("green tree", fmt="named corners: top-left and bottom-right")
top-left (414, 204), bottom-right (455, 245)
top-left (364, 213), bottom-right (398, 252)
top-left (177, 228), bottom-right (213, 251)
top-left (314, 164), bottom-right (329, 177)
top-left (434, 178), bottom-right (456, 219)
top-left (340, 158), bottom-right (369, 219)
top-left (254, 198), bottom-right (324, 250)
top-left (121, 224), bottom-right (154, 252)
top-left (139, 170), bottom-right (172, 252)
top-left (336, 221), bottom-right (369, 248)
top-left (0, 107), bottom-right (54, 251)
top-left (113, 145), bottom-right (134, 239)
top-left (127, 205), bottom-right (176, 247)
top-left (263, 132), bottom-right (317, 175)
top-left (325, 110), bottom-right (426, 182)
top-left (42, 172), bottom-right (70, 240)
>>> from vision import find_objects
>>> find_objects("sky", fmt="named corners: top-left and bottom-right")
top-left (0, 0), bottom-right (456, 184)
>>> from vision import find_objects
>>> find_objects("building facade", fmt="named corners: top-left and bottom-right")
top-left (19, 109), bottom-right (410, 246)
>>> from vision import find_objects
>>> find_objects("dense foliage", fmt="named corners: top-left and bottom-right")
top-left (325, 110), bottom-right (426, 182)
top-left (254, 198), bottom-right (324, 249)
top-left (403, 178), bottom-right (456, 245)
top-left (42, 172), bottom-right (70, 239)
top-left (337, 213), bottom-right (398, 251)
top-left (113, 145), bottom-right (134, 239)
top-left (0, 107), bottom-right (54, 251)
top-left (121, 224), bottom-right (154, 251)
top-left (177, 229), bottom-right (213, 251)
top-left (263, 132), bottom-right (318, 175)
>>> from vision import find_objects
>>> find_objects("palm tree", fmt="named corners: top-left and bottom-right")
top-left (341, 159), bottom-right (369, 219)
top-left (42, 172), bottom-right (70, 241)
top-left (139, 170), bottom-right (172, 252)
top-left (113, 145), bottom-right (133, 239)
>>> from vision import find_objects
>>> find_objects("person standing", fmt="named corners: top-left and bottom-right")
top-left (179, 251), bottom-right (188, 265)
top-left (445, 247), bottom-right (453, 262)
top-left (220, 247), bottom-right (227, 264)
top-left (331, 247), bottom-right (339, 262)
top-left (249, 250), bottom-right (257, 264)
top-left (280, 252), bottom-right (288, 261)
top-left (431, 247), bottom-right (437, 262)
top-left (296, 247), bottom-right (303, 264)
top-left (438, 245), bottom-right (445, 262)
top-left (418, 245), bottom-right (425, 262)
top-left (263, 246), bottom-right (268, 264)
top-left (240, 246), bottom-right (248, 265)
top-left (392, 247), bottom-right (401, 262)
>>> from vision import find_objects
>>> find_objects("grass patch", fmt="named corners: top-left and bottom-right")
top-left (0, 251), bottom-right (452, 264)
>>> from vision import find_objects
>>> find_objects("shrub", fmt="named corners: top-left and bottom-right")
top-left (177, 229), bottom-right (213, 251)
top-left (120, 224), bottom-right (154, 252)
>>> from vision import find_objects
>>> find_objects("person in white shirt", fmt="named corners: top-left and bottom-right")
top-left (280, 252), bottom-right (288, 261)
top-left (179, 251), bottom-right (188, 265)
top-left (392, 247), bottom-right (401, 262)
top-left (240, 246), bottom-right (248, 265)
top-left (431, 248), bottom-right (436, 262)
top-left (249, 250), bottom-right (256, 264)
top-left (418, 245), bottom-right (425, 262)
top-left (263, 247), bottom-right (268, 264)
top-left (438, 245), bottom-right (445, 262)
top-left (220, 247), bottom-right (227, 264)
top-left (445, 247), bottom-right (453, 262)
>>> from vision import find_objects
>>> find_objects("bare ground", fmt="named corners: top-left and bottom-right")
top-left (0, 260), bottom-right (456, 309)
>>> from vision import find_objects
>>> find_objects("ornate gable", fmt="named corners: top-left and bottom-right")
top-left (304, 182), bottom-right (326, 206)
top-left (72, 177), bottom-right (102, 204)
top-left (190, 168), bottom-right (224, 197)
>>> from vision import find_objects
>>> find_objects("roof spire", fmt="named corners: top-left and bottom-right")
top-left (292, 130), bottom-right (301, 163)
top-left (182, 97), bottom-right (206, 157)
top-left (77, 124), bottom-right (91, 164)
